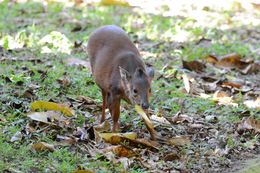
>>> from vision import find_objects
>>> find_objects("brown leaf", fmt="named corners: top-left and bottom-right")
top-left (56, 135), bottom-right (77, 145)
top-left (205, 53), bottom-right (251, 70)
top-left (100, 133), bottom-right (158, 151)
top-left (182, 60), bottom-right (206, 73)
top-left (99, 132), bottom-right (137, 143)
top-left (57, 76), bottom-right (71, 88)
top-left (102, 145), bottom-right (136, 157)
top-left (240, 62), bottom-right (260, 74)
top-left (221, 81), bottom-right (242, 89)
top-left (237, 117), bottom-right (260, 134)
top-left (217, 53), bottom-right (245, 69)
top-left (202, 82), bottom-right (218, 93)
top-left (73, 96), bottom-right (101, 111)
top-left (205, 54), bottom-right (218, 64)
top-left (32, 142), bottom-right (55, 152)
top-left (94, 120), bottom-right (111, 132)
top-left (171, 114), bottom-right (193, 124)
top-left (22, 89), bottom-right (35, 99)
top-left (163, 151), bottom-right (180, 161)
top-left (25, 123), bottom-right (37, 133)
top-left (0, 117), bottom-right (6, 123)
top-left (150, 114), bottom-right (171, 125)
top-left (212, 90), bottom-right (238, 106)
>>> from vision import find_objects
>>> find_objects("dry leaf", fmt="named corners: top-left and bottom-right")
top-left (100, 0), bottom-right (130, 6)
top-left (221, 82), bottom-right (242, 89)
top-left (240, 62), bottom-right (260, 74)
top-left (182, 73), bottom-right (191, 93)
top-left (217, 53), bottom-right (245, 69)
top-left (188, 123), bottom-right (204, 129)
top-left (150, 114), bottom-right (171, 125)
top-left (94, 120), bottom-right (111, 132)
top-left (167, 136), bottom-right (191, 146)
top-left (0, 117), bottom-right (6, 123)
top-left (205, 53), bottom-right (251, 70)
top-left (205, 54), bottom-right (218, 64)
top-left (72, 170), bottom-right (95, 173)
top-left (56, 135), bottom-right (77, 145)
top-left (99, 133), bottom-right (158, 151)
top-left (244, 98), bottom-right (260, 109)
top-left (22, 89), bottom-right (35, 99)
top-left (103, 145), bottom-right (136, 157)
top-left (31, 101), bottom-right (74, 116)
top-left (25, 123), bottom-right (37, 133)
top-left (237, 117), bottom-right (260, 134)
top-left (57, 76), bottom-right (71, 87)
top-left (212, 90), bottom-right (237, 106)
top-left (163, 151), bottom-right (180, 161)
top-left (135, 105), bottom-right (157, 140)
top-left (172, 114), bottom-right (193, 124)
top-left (73, 96), bottom-right (101, 111)
top-left (32, 142), bottom-right (55, 152)
top-left (74, 127), bottom-right (87, 140)
top-left (99, 132), bottom-right (137, 143)
top-left (182, 60), bottom-right (206, 73)
top-left (27, 111), bottom-right (66, 125)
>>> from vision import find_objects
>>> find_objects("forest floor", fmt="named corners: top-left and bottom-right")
top-left (0, 0), bottom-right (259, 172)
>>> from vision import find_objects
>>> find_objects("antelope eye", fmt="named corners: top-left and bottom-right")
top-left (133, 89), bottom-right (138, 94)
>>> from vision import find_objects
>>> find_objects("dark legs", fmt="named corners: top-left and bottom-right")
top-left (101, 88), bottom-right (121, 132)
top-left (101, 89), bottom-right (107, 123)
top-left (109, 98), bottom-right (120, 132)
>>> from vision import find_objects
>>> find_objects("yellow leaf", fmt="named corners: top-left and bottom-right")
top-left (167, 136), bottom-right (191, 146)
top-left (31, 101), bottom-right (74, 116)
top-left (135, 105), bottom-right (153, 129)
top-left (99, 132), bottom-right (137, 143)
top-left (32, 142), bottom-right (55, 152)
top-left (135, 105), bottom-right (157, 139)
top-left (100, 0), bottom-right (130, 6)
top-left (72, 170), bottom-right (95, 173)
top-left (94, 120), bottom-right (111, 132)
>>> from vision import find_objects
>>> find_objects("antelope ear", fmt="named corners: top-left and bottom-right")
top-left (119, 66), bottom-right (131, 82)
top-left (119, 66), bottom-right (131, 89)
top-left (146, 66), bottom-right (154, 81)
top-left (119, 66), bottom-right (133, 103)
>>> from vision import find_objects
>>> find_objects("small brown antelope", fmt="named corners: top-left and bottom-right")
top-left (87, 25), bottom-right (154, 136)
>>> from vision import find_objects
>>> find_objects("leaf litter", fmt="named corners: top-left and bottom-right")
top-left (1, 1), bottom-right (260, 172)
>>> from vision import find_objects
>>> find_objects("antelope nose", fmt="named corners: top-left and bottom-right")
top-left (142, 103), bottom-right (149, 109)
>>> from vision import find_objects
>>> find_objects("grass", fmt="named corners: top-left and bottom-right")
top-left (0, 0), bottom-right (259, 172)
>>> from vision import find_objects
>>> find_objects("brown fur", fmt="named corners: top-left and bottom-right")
top-left (87, 25), bottom-right (153, 132)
